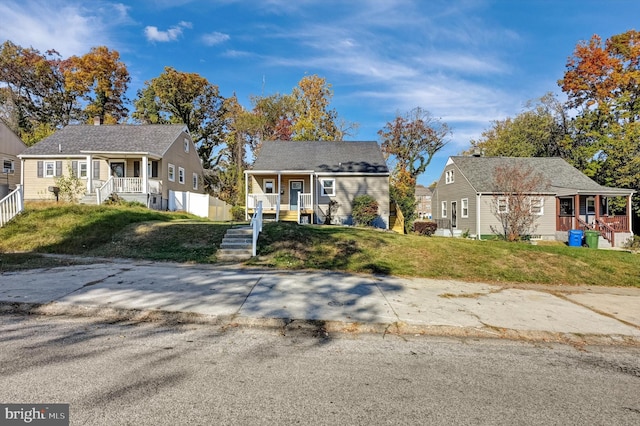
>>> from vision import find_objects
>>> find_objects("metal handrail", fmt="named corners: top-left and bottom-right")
top-left (250, 201), bottom-right (263, 257)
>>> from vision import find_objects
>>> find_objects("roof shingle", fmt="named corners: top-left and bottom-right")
top-left (20, 124), bottom-right (188, 157)
top-left (252, 140), bottom-right (388, 174)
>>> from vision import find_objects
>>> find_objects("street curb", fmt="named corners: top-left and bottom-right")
top-left (2, 301), bottom-right (639, 348)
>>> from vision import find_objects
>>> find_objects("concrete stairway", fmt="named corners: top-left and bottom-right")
top-left (217, 226), bottom-right (254, 261)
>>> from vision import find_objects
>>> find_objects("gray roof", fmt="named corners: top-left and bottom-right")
top-left (252, 140), bottom-right (389, 174)
top-left (20, 124), bottom-right (188, 157)
top-left (450, 156), bottom-right (634, 196)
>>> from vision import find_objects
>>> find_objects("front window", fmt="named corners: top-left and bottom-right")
top-left (3, 159), bottom-right (14, 173)
top-left (45, 161), bottom-right (56, 177)
top-left (78, 161), bottom-right (88, 178)
top-left (497, 197), bottom-right (508, 213)
top-left (168, 164), bottom-right (175, 182)
top-left (321, 179), bottom-right (335, 196)
top-left (586, 197), bottom-right (595, 214)
top-left (441, 201), bottom-right (447, 218)
top-left (461, 198), bottom-right (469, 218)
top-left (178, 167), bottom-right (185, 184)
top-left (530, 197), bottom-right (544, 215)
top-left (264, 179), bottom-right (274, 194)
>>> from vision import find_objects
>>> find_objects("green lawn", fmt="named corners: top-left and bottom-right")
top-left (1, 203), bottom-right (638, 287)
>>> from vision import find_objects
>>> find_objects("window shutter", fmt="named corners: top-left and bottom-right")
top-left (152, 161), bottom-right (158, 178)
top-left (55, 161), bottom-right (63, 176)
top-left (71, 161), bottom-right (78, 177)
top-left (93, 161), bottom-right (100, 179)
top-left (37, 161), bottom-right (43, 178)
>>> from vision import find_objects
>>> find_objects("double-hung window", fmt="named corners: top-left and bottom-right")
top-left (497, 197), bottom-right (508, 214)
top-left (168, 164), bottom-right (175, 182)
top-left (530, 197), bottom-right (544, 215)
top-left (193, 173), bottom-right (198, 190)
top-left (461, 198), bottom-right (469, 218)
top-left (320, 179), bottom-right (335, 196)
top-left (178, 167), bottom-right (185, 184)
top-left (45, 161), bottom-right (56, 177)
top-left (441, 201), bottom-right (447, 218)
top-left (445, 170), bottom-right (454, 184)
top-left (3, 159), bottom-right (14, 173)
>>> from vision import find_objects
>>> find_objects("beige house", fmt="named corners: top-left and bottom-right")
top-left (415, 184), bottom-right (433, 220)
top-left (245, 140), bottom-right (390, 228)
top-left (0, 121), bottom-right (27, 199)
top-left (19, 123), bottom-right (207, 209)
top-left (432, 156), bottom-right (635, 247)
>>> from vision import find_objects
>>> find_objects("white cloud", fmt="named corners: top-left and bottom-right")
top-left (0, 0), bottom-right (127, 57)
top-left (144, 21), bottom-right (192, 42)
top-left (202, 32), bottom-right (231, 46)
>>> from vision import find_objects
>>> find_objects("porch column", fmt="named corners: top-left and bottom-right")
top-left (244, 172), bottom-right (249, 221)
top-left (142, 155), bottom-right (148, 194)
top-left (555, 197), bottom-right (560, 231)
top-left (628, 194), bottom-right (633, 232)
top-left (277, 173), bottom-right (282, 221)
top-left (310, 172), bottom-right (314, 223)
top-left (595, 194), bottom-right (601, 222)
top-left (86, 154), bottom-right (93, 193)
top-left (574, 194), bottom-right (580, 229)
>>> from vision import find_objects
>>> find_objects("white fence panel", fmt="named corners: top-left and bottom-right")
top-left (168, 191), bottom-right (212, 218)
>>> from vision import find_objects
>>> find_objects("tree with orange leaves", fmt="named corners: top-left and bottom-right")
top-left (559, 30), bottom-right (640, 215)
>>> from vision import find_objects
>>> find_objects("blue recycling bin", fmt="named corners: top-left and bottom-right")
top-left (568, 229), bottom-right (583, 247)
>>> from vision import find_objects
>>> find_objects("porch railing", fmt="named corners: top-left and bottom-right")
top-left (596, 219), bottom-right (615, 247)
top-left (113, 177), bottom-right (143, 193)
top-left (299, 193), bottom-right (312, 210)
top-left (599, 216), bottom-right (628, 232)
top-left (248, 194), bottom-right (279, 210)
top-left (97, 176), bottom-right (114, 204)
top-left (0, 185), bottom-right (24, 227)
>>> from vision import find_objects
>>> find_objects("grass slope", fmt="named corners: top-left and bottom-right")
top-left (1, 204), bottom-right (638, 287)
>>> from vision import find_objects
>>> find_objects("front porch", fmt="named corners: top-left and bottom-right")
top-left (245, 171), bottom-right (318, 224)
top-left (83, 177), bottom-right (163, 208)
top-left (246, 193), bottom-right (315, 224)
top-left (556, 194), bottom-right (634, 247)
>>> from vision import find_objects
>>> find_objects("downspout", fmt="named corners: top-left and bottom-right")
top-left (476, 193), bottom-right (482, 240)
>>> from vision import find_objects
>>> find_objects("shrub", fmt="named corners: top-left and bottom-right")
top-left (413, 221), bottom-right (437, 236)
top-left (231, 205), bottom-right (245, 221)
top-left (351, 195), bottom-right (379, 226)
top-left (623, 235), bottom-right (640, 251)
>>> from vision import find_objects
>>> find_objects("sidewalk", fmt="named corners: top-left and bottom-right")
top-left (1, 258), bottom-right (639, 345)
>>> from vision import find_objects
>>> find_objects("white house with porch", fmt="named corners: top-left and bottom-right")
top-left (245, 140), bottom-right (390, 228)
top-left (19, 123), bottom-right (206, 210)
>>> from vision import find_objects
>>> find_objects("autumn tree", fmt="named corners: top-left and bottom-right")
top-left (468, 93), bottom-right (569, 158)
top-left (63, 46), bottom-right (130, 123)
top-left (559, 30), bottom-right (640, 215)
top-left (490, 163), bottom-right (550, 241)
top-left (246, 75), bottom-right (355, 151)
top-left (291, 75), bottom-right (341, 141)
top-left (133, 67), bottom-right (226, 168)
top-left (0, 41), bottom-right (73, 141)
top-left (210, 94), bottom-right (253, 205)
top-left (379, 107), bottom-right (450, 231)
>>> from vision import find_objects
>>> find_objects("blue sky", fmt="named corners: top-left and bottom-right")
top-left (1, 0), bottom-right (639, 186)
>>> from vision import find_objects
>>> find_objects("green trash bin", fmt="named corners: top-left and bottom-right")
top-left (585, 230), bottom-right (600, 249)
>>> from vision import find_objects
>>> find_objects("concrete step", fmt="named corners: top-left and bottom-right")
top-left (217, 248), bottom-right (253, 262)
top-left (217, 226), bottom-right (255, 261)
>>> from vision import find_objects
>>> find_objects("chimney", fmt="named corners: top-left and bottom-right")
top-left (93, 116), bottom-right (102, 126)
